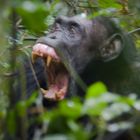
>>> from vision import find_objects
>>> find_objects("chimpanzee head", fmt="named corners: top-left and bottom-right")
top-left (32, 15), bottom-right (134, 100)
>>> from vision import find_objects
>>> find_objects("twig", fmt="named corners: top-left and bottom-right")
top-left (28, 58), bottom-right (41, 89)
top-left (24, 37), bottom-right (37, 41)
top-left (128, 28), bottom-right (140, 34)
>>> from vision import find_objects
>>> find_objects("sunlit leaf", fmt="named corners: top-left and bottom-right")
top-left (16, 101), bottom-right (26, 117)
top-left (67, 120), bottom-right (90, 140)
top-left (86, 82), bottom-right (107, 99)
top-left (99, 0), bottom-right (121, 9)
top-left (59, 99), bottom-right (82, 119)
top-left (16, 1), bottom-right (49, 33)
top-left (83, 98), bottom-right (107, 116)
top-left (116, 95), bottom-right (136, 106)
top-left (107, 121), bottom-right (134, 132)
top-left (133, 100), bottom-right (140, 111)
top-left (26, 91), bottom-right (38, 106)
top-left (42, 134), bottom-right (68, 140)
top-left (102, 102), bottom-right (131, 121)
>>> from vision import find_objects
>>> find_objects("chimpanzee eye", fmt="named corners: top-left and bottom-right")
top-left (55, 17), bottom-right (62, 24)
top-left (69, 25), bottom-right (76, 33)
top-left (69, 22), bottom-right (80, 34)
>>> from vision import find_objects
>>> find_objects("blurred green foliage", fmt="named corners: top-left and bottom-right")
top-left (16, 1), bottom-right (49, 33)
top-left (39, 82), bottom-right (140, 140)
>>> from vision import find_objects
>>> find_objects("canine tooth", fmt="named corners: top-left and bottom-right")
top-left (56, 92), bottom-right (65, 100)
top-left (55, 93), bottom-right (60, 99)
top-left (32, 52), bottom-right (39, 63)
top-left (40, 88), bottom-right (48, 95)
top-left (47, 55), bottom-right (52, 67)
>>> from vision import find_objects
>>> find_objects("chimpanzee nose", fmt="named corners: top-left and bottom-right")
top-left (49, 36), bottom-right (56, 39)
top-left (47, 32), bottom-right (57, 39)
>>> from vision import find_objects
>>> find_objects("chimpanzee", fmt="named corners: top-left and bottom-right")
top-left (32, 15), bottom-right (140, 101)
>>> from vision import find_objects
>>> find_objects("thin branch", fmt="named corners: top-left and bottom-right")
top-left (128, 28), bottom-right (140, 34)
top-left (28, 58), bottom-right (42, 89)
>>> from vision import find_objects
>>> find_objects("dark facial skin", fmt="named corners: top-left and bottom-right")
top-left (32, 15), bottom-right (140, 100)
top-left (36, 16), bottom-right (98, 72)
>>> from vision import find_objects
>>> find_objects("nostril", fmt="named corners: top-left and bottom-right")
top-left (50, 36), bottom-right (56, 39)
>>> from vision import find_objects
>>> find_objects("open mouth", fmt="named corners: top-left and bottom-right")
top-left (32, 43), bottom-right (69, 100)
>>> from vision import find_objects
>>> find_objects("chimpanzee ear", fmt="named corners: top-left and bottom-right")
top-left (100, 33), bottom-right (124, 62)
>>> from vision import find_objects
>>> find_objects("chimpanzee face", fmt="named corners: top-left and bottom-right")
top-left (34, 16), bottom-right (98, 71)
top-left (32, 16), bottom-right (123, 100)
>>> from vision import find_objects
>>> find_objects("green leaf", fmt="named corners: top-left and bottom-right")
top-left (67, 120), bottom-right (80, 132)
top-left (102, 102), bottom-right (131, 121)
top-left (86, 82), bottom-right (107, 99)
top-left (133, 100), bottom-right (140, 111)
top-left (67, 120), bottom-right (90, 140)
top-left (42, 134), bottom-right (68, 140)
top-left (16, 1), bottom-right (49, 33)
top-left (83, 98), bottom-right (107, 116)
top-left (7, 110), bottom-right (17, 135)
top-left (26, 91), bottom-right (38, 106)
top-left (99, 0), bottom-right (121, 9)
top-left (117, 96), bottom-right (135, 106)
top-left (59, 99), bottom-right (82, 119)
top-left (107, 122), bottom-right (133, 132)
top-left (16, 101), bottom-right (26, 117)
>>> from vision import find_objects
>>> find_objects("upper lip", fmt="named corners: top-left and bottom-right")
top-left (32, 43), bottom-right (60, 66)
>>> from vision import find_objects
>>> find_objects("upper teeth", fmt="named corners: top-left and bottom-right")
top-left (46, 55), bottom-right (52, 67)
top-left (32, 43), bottom-right (60, 64)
